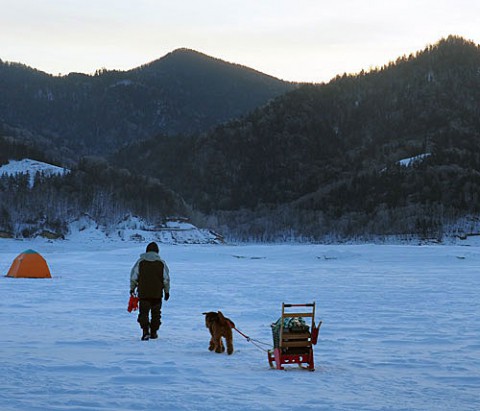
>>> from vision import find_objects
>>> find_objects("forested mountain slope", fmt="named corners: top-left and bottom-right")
top-left (0, 49), bottom-right (294, 158)
top-left (114, 36), bottom-right (480, 240)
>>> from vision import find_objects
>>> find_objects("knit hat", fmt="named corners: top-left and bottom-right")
top-left (146, 242), bottom-right (159, 253)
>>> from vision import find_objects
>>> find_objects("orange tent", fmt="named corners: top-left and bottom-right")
top-left (6, 249), bottom-right (52, 278)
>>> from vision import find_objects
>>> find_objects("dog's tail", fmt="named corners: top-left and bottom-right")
top-left (218, 311), bottom-right (235, 328)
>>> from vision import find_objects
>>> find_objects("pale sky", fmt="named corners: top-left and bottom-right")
top-left (1, 0), bottom-right (480, 83)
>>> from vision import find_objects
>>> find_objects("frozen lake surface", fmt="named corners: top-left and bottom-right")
top-left (1, 239), bottom-right (479, 410)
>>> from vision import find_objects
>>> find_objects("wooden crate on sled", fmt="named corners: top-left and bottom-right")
top-left (268, 302), bottom-right (322, 371)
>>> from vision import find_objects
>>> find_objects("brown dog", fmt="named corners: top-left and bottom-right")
top-left (202, 311), bottom-right (235, 355)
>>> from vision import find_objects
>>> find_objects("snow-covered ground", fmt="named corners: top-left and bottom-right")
top-left (1, 239), bottom-right (479, 411)
top-left (70, 214), bottom-right (222, 244)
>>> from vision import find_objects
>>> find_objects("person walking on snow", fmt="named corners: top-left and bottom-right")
top-left (130, 242), bottom-right (170, 340)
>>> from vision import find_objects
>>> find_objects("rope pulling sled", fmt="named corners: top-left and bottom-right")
top-left (230, 324), bottom-right (273, 352)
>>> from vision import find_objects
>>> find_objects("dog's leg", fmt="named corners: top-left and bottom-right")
top-left (226, 338), bottom-right (234, 355)
top-left (214, 339), bottom-right (223, 353)
top-left (213, 330), bottom-right (224, 353)
top-left (208, 335), bottom-right (215, 351)
top-left (225, 329), bottom-right (234, 355)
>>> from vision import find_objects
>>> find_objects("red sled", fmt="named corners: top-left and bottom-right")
top-left (268, 302), bottom-right (322, 371)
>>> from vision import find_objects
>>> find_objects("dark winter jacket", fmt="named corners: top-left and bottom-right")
top-left (130, 251), bottom-right (170, 299)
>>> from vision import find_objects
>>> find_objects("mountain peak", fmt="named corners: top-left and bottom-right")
top-left (141, 48), bottom-right (241, 73)
top-left (416, 35), bottom-right (480, 64)
top-left (168, 48), bottom-right (206, 57)
top-left (134, 47), bottom-right (291, 86)
top-left (160, 47), bottom-right (219, 66)
top-left (435, 35), bottom-right (478, 49)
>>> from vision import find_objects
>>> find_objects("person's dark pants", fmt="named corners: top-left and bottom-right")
top-left (137, 298), bottom-right (162, 332)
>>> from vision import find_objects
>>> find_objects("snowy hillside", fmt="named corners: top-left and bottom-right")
top-left (0, 158), bottom-right (221, 243)
top-left (0, 158), bottom-right (69, 188)
top-left (0, 240), bottom-right (479, 410)
top-left (398, 153), bottom-right (431, 167)
top-left (68, 214), bottom-right (223, 244)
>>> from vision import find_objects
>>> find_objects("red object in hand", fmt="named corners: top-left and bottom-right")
top-left (128, 296), bottom-right (139, 312)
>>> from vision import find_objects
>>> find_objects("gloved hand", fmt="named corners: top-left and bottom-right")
top-left (164, 292), bottom-right (170, 301)
top-left (130, 289), bottom-right (136, 296)
top-left (128, 295), bottom-right (139, 312)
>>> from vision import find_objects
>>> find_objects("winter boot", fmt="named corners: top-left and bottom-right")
top-left (141, 327), bottom-right (150, 341)
top-left (150, 330), bottom-right (158, 339)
